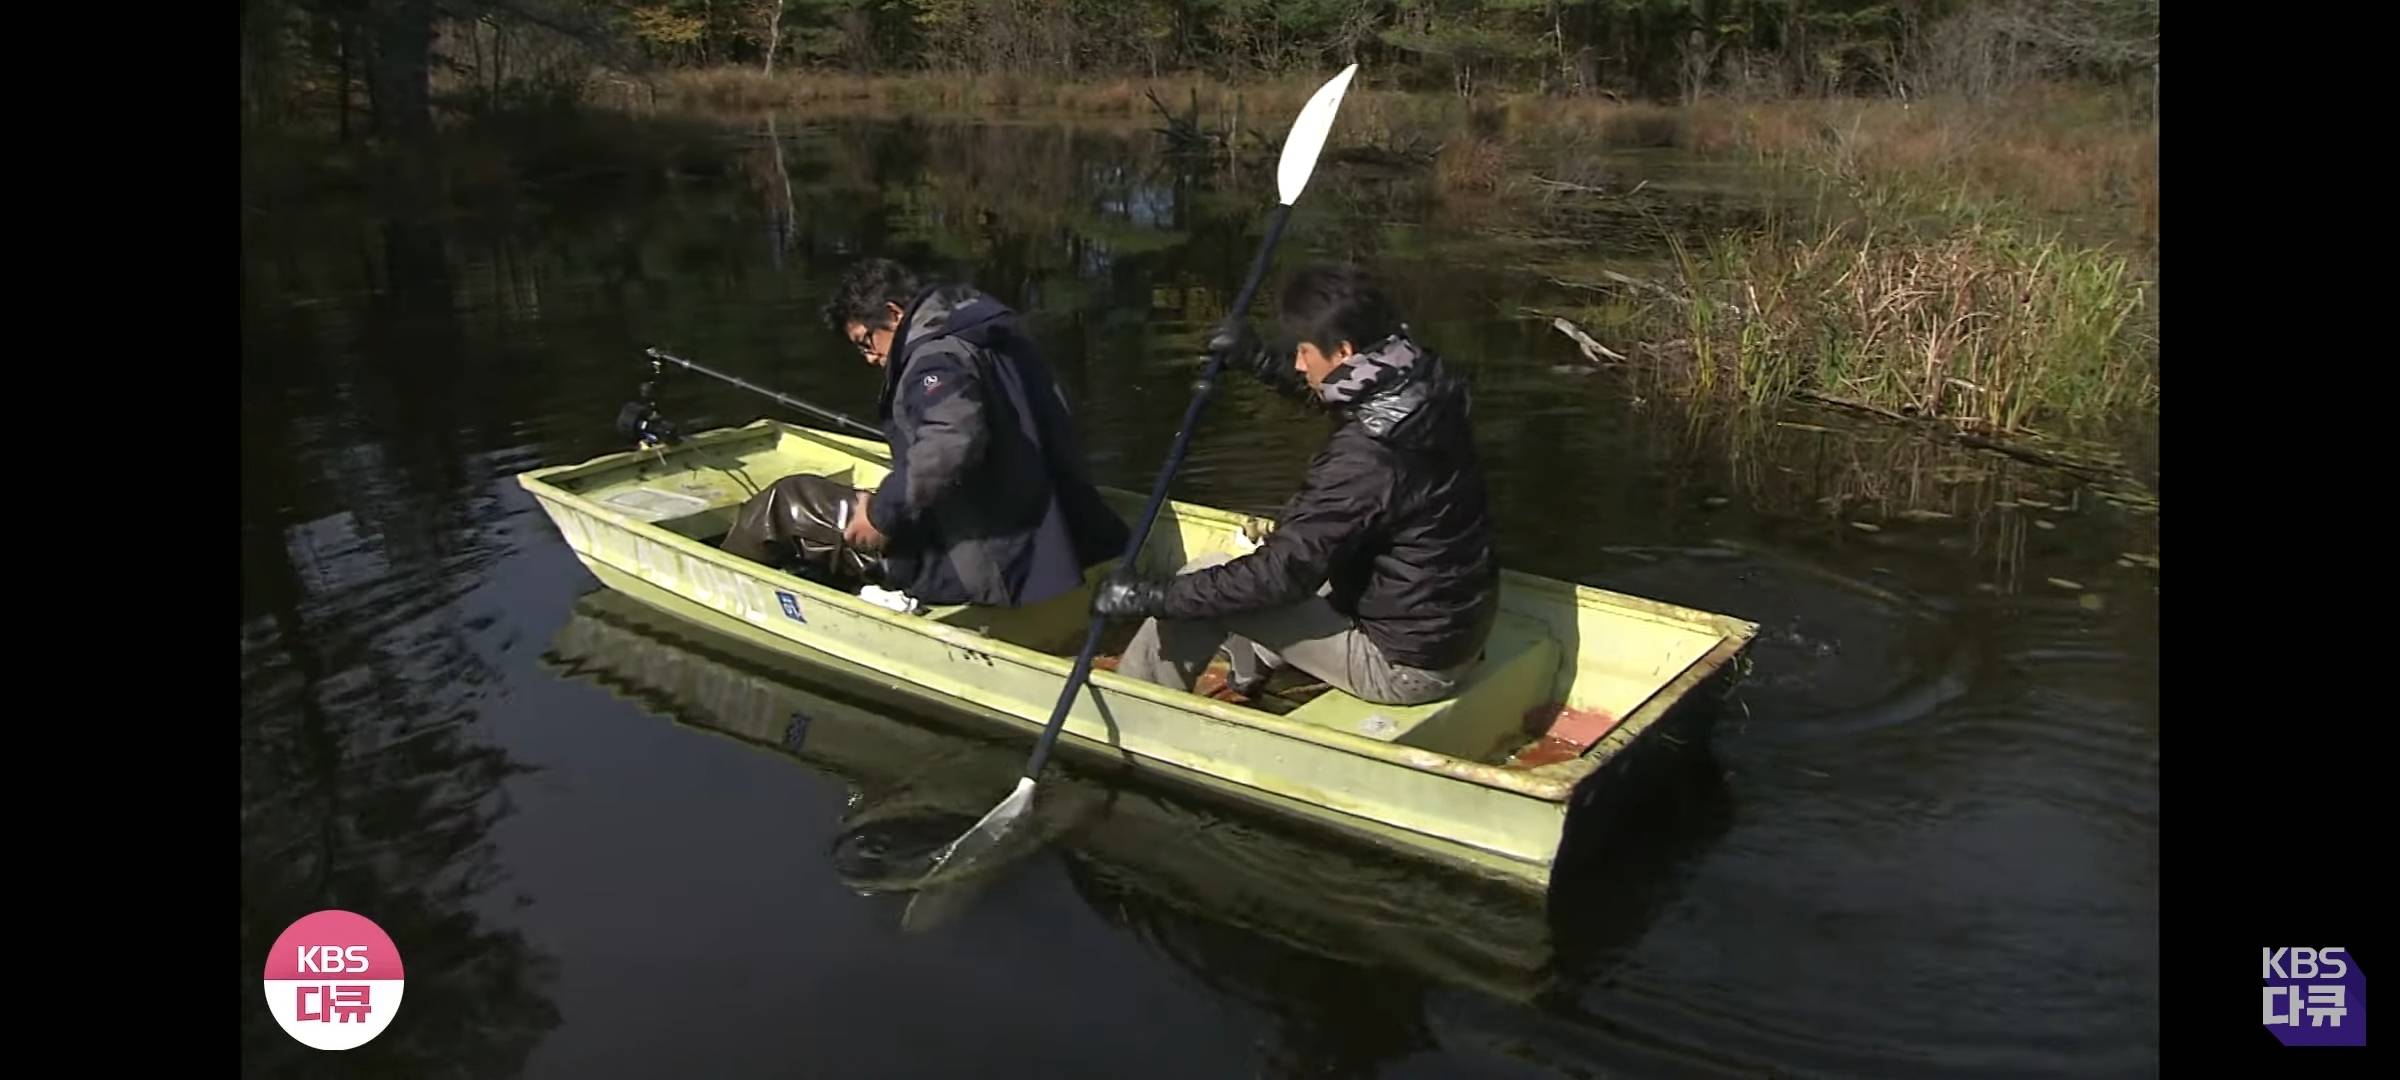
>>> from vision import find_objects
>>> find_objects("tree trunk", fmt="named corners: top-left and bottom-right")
top-left (468, 19), bottom-right (487, 109)
top-left (1555, 0), bottom-right (1574, 93)
top-left (764, 114), bottom-right (795, 265)
top-left (763, 1), bottom-right (783, 75)
top-left (367, 0), bottom-right (434, 139)
top-left (336, 19), bottom-right (353, 142)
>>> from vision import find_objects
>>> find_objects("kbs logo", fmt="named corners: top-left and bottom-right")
top-left (2263, 947), bottom-right (2364, 1047)
top-left (262, 910), bottom-right (406, 1051)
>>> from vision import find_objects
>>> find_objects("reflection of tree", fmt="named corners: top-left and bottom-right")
top-left (746, 115), bottom-right (801, 268)
top-left (239, 580), bottom-right (561, 1078)
top-left (1059, 856), bottom-right (1434, 1078)
top-left (1044, 742), bottom-right (1735, 1077)
top-left (241, 198), bottom-right (559, 1077)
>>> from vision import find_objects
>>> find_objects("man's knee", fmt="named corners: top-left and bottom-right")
top-left (1358, 660), bottom-right (1468, 707)
top-left (1362, 682), bottom-right (1456, 707)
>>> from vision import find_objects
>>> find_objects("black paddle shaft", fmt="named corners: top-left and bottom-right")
top-left (644, 347), bottom-right (887, 441)
top-left (1020, 203), bottom-right (1296, 781)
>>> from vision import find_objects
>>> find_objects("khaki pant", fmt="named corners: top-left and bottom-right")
top-left (1117, 555), bottom-right (1477, 706)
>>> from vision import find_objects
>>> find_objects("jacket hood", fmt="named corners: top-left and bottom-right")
top-left (1328, 335), bottom-right (1467, 451)
top-left (881, 284), bottom-right (1014, 405)
top-left (902, 284), bottom-right (1011, 351)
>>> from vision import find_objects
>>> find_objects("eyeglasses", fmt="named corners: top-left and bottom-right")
top-left (849, 324), bottom-right (888, 357)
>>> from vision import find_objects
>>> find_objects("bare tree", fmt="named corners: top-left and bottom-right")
top-left (1679, 28), bottom-right (1722, 105)
top-left (761, 0), bottom-right (785, 75)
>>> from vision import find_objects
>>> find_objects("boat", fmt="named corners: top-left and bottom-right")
top-left (515, 417), bottom-right (1759, 894)
top-left (543, 587), bottom-right (1568, 1004)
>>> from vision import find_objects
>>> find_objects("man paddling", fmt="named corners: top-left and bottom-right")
top-left (1092, 264), bottom-right (1499, 706)
top-left (824, 258), bottom-right (1128, 609)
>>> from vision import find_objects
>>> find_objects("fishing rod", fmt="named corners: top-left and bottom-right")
top-left (632, 347), bottom-right (886, 442)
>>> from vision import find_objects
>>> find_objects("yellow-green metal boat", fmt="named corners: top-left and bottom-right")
top-left (516, 418), bottom-right (1758, 893)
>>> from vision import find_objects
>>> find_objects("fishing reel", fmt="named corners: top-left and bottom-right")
top-left (617, 357), bottom-right (682, 449)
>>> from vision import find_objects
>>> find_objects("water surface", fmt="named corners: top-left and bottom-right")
top-left (239, 112), bottom-right (2159, 1077)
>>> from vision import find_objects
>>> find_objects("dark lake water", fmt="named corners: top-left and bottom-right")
top-left (240, 110), bottom-right (2159, 1077)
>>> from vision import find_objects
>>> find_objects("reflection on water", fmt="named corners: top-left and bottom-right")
top-left (544, 591), bottom-right (1572, 990)
top-left (242, 108), bottom-right (2156, 1076)
top-left (240, 197), bottom-right (562, 1075)
top-left (544, 587), bottom-right (1738, 1074)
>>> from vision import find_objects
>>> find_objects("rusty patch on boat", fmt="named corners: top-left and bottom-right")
top-left (1506, 704), bottom-right (1621, 768)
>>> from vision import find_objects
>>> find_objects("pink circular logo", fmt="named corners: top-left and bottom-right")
top-left (260, 910), bottom-right (405, 1050)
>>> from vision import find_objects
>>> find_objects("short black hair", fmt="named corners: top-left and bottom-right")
top-left (1277, 263), bottom-right (1401, 354)
top-left (821, 257), bottom-right (921, 332)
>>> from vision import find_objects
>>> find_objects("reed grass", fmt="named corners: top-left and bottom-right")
top-left (1621, 189), bottom-right (2154, 433)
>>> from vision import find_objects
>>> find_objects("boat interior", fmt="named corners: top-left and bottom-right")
top-left (544, 422), bottom-right (1741, 771)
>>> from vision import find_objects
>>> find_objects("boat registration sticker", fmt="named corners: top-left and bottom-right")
top-left (777, 590), bottom-right (806, 623)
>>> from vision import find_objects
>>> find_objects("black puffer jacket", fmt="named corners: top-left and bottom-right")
top-left (1161, 335), bottom-right (1499, 670)
top-left (867, 284), bottom-right (1129, 607)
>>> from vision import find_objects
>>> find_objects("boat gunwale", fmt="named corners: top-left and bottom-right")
top-left (519, 419), bottom-right (1759, 802)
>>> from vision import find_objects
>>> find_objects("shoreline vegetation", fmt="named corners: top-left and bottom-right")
top-left (643, 66), bottom-right (2155, 445)
top-left (242, 1), bottom-right (2158, 459)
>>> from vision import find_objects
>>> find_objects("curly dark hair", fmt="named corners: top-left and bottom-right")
top-left (820, 257), bottom-right (922, 332)
top-left (1277, 263), bottom-right (1402, 354)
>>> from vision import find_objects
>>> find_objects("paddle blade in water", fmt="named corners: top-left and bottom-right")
top-left (898, 867), bottom-right (1001, 934)
top-left (918, 776), bottom-right (1034, 882)
top-left (1276, 64), bottom-right (1358, 206)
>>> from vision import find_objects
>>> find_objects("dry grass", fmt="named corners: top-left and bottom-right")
top-left (648, 69), bottom-right (1751, 158)
top-left (1617, 206), bottom-right (2155, 434)
top-left (1434, 136), bottom-right (1506, 197)
top-left (657, 67), bottom-right (1434, 131)
top-left (1500, 97), bottom-right (1688, 149)
top-left (1685, 84), bottom-right (2157, 249)
top-left (657, 70), bottom-right (2155, 251)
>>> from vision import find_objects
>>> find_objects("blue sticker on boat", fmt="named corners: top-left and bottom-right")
top-left (777, 591), bottom-right (805, 622)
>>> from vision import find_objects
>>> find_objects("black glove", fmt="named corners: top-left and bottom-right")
top-left (1212, 320), bottom-right (1314, 403)
top-left (1207, 320), bottom-right (1287, 386)
top-left (1092, 576), bottom-right (1170, 619)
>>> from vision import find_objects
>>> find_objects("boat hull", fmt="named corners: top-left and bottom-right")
top-left (516, 420), bottom-right (1758, 893)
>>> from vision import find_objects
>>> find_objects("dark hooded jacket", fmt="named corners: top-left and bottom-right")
top-left (866, 284), bottom-right (1129, 607)
top-left (1160, 333), bottom-right (1499, 671)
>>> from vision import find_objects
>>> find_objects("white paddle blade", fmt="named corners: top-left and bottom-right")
top-left (898, 871), bottom-right (994, 934)
top-left (1276, 63), bottom-right (1359, 206)
top-left (923, 776), bottom-right (1034, 877)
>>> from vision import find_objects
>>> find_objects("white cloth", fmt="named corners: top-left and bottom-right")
top-left (858, 585), bottom-right (922, 614)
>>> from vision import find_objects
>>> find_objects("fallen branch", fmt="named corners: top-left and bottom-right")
top-left (1328, 136), bottom-right (1440, 167)
top-left (1795, 391), bottom-right (2125, 482)
top-left (1544, 267), bottom-right (1686, 305)
top-left (1527, 176), bottom-right (1650, 198)
top-left (1526, 310), bottom-right (1627, 364)
top-left (1528, 174), bottom-right (1607, 194)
